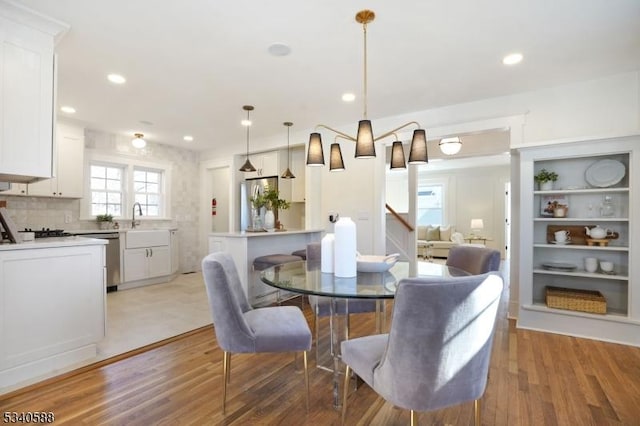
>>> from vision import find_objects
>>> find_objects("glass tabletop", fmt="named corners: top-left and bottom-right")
top-left (260, 260), bottom-right (470, 299)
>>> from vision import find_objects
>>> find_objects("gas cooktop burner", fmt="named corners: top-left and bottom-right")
top-left (24, 228), bottom-right (72, 238)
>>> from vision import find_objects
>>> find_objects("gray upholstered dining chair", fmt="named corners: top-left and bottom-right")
top-left (201, 252), bottom-right (312, 414)
top-left (446, 245), bottom-right (501, 275)
top-left (341, 273), bottom-right (504, 425)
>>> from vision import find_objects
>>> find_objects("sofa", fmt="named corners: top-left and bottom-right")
top-left (416, 225), bottom-right (463, 258)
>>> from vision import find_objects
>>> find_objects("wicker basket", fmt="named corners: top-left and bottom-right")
top-left (545, 286), bottom-right (606, 314)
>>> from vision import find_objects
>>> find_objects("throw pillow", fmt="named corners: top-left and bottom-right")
top-left (426, 226), bottom-right (440, 241)
top-left (417, 226), bottom-right (428, 241)
top-left (451, 232), bottom-right (464, 244)
top-left (439, 225), bottom-right (452, 241)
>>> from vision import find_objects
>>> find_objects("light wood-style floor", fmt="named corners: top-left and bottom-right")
top-left (2, 267), bottom-right (640, 425)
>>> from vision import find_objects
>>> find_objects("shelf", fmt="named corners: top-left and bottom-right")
top-left (522, 303), bottom-right (631, 322)
top-left (534, 188), bottom-right (629, 195)
top-left (534, 217), bottom-right (628, 222)
top-left (533, 268), bottom-right (628, 280)
top-left (533, 243), bottom-right (629, 251)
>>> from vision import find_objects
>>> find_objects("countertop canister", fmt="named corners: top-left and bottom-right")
top-left (321, 233), bottom-right (335, 273)
top-left (334, 217), bottom-right (357, 277)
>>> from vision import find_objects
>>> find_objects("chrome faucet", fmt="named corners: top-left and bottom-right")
top-left (132, 202), bottom-right (143, 228)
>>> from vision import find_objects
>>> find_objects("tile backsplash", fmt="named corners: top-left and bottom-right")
top-left (0, 127), bottom-right (201, 273)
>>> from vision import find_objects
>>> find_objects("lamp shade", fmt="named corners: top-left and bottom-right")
top-left (470, 218), bottom-right (484, 230)
top-left (281, 167), bottom-right (295, 179)
top-left (408, 129), bottom-right (428, 164)
top-left (389, 141), bottom-right (406, 169)
top-left (239, 158), bottom-right (256, 172)
top-left (439, 136), bottom-right (462, 155)
top-left (132, 133), bottom-right (146, 148)
top-left (355, 120), bottom-right (375, 158)
top-left (329, 143), bottom-right (345, 171)
top-left (306, 133), bottom-right (325, 166)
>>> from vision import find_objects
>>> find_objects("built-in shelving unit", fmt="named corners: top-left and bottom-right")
top-left (518, 135), bottom-right (640, 346)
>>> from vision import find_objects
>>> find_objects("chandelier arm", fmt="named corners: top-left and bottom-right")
top-left (315, 124), bottom-right (357, 142)
top-left (373, 121), bottom-right (422, 141)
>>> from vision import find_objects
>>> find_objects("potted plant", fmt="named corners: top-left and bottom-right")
top-left (96, 214), bottom-right (113, 230)
top-left (262, 189), bottom-right (290, 230)
top-left (534, 169), bottom-right (558, 190)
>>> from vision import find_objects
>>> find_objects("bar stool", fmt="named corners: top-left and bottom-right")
top-left (253, 254), bottom-right (303, 305)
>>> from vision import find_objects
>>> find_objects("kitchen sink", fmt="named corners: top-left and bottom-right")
top-left (125, 229), bottom-right (170, 248)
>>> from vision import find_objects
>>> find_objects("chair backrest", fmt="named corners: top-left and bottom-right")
top-left (306, 242), bottom-right (321, 261)
top-left (446, 245), bottom-right (500, 275)
top-left (202, 252), bottom-right (256, 353)
top-left (373, 273), bottom-right (503, 412)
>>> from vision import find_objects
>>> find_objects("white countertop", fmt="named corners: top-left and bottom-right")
top-left (69, 227), bottom-right (177, 234)
top-left (0, 236), bottom-right (108, 251)
top-left (209, 229), bottom-right (324, 238)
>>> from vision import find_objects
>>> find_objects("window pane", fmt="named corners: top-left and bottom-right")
top-left (147, 206), bottom-right (158, 216)
top-left (146, 183), bottom-right (158, 194)
top-left (135, 194), bottom-right (146, 204)
top-left (107, 168), bottom-right (121, 179)
top-left (146, 172), bottom-right (159, 183)
top-left (107, 205), bottom-right (120, 216)
top-left (91, 178), bottom-right (105, 190)
top-left (417, 184), bottom-right (444, 226)
top-left (134, 182), bottom-right (146, 192)
top-left (92, 192), bottom-right (106, 203)
top-left (148, 194), bottom-right (159, 205)
top-left (106, 179), bottom-right (121, 191)
top-left (107, 193), bottom-right (121, 203)
top-left (91, 166), bottom-right (105, 178)
top-left (92, 204), bottom-right (106, 215)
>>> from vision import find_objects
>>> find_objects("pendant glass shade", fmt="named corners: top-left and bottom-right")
top-left (239, 158), bottom-right (256, 172)
top-left (281, 167), bottom-right (295, 179)
top-left (329, 143), bottom-right (345, 171)
top-left (408, 129), bottom-right (428, 164)
top-left (306, 132), bottom-right (325, 166)
top-left (439, 136), bottom-right (462, 155)
top-left (390, 141), bottom-right (406, 170)
top-left (355, 120), bottom-right (375, 158)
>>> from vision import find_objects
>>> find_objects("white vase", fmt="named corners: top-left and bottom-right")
top-left (334, 217), bottom-right (357, 277)
top-left (540, 181), bottom-right (553, 191)
top-left (264, 209), bottom-right (275, 230)
top-left (321, 233), bottom-right (335, 273)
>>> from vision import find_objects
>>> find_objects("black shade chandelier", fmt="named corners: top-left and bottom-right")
top-left (306, 10), bottom-right (428, 171)
top-left (239, 105), bottom-right (257, 172)
top-left (281, 122), bottom-right (296, 179)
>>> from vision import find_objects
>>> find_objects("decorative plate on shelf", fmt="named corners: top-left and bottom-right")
top-left (541, 262), bottom-right (577, 272)
top-left (585, 159), bottom-right (625, 188)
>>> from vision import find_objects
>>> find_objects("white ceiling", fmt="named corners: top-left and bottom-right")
top-left (13, 0), bottom-right (640, 152)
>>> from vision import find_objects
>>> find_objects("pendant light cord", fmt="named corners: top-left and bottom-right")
top-left (363, 21), bottom-right (368, 119)
top-left (245, 110), bottom-right (250, 158)
top-left (287, 125), bottom-right (291, 166)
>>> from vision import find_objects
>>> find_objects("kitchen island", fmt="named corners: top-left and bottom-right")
top-left (0, 237), bottom-right (107, 392)
top-left (208, 229), bottom-right (323, 306)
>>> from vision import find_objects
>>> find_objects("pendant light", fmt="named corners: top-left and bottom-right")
top-left (281, 122), bottom-right (295, 179)
top-left (132, 133), bottom-right (146, 148)
top-left (439, 136), bottom-right (462, 155)
top-left (306, 10), bottom-right (428, 170)
top-left (239, 105), bottom-right (257, 172)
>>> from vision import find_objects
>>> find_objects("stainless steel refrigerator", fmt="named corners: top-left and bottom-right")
top-left (240, 176), bottom-right (278, 231)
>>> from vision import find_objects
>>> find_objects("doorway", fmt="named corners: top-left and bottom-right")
top-left (210, 167), bottom-right (230, 232)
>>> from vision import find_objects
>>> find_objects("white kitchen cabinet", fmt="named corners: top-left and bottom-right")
top-left (0, 240), bottom-right (105, 389)
top-left (122, 230), bottom-right (172, 286)
top-left (517, 135), bottom-right (640, 346)
top-left (27, 123), bottom-right (85, 198)
top-left (0, 4), bottom-right (68, 183)
top-left (244, 151), bottom-right (279, 178)
top-left (1, 183), bottom-right (27, 195)
top-left (290, 147), bottom-right (306, 202)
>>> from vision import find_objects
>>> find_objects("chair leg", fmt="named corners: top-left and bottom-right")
top-left (474, 399), bottom-right (481, 426)
top-left (303, 351), bottom-right (309, 412)
top-left (222, 351), bottom-right (231, 414)
top-left (410, 410), bottom-right (417, 426)
top-left (341, 365), bottom-right (351, 425)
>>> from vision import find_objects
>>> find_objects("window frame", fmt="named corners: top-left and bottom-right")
top-left (82, 151), bottom-right (172, 221)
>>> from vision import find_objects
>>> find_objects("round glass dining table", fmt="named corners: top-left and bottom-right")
top-left (260, 259), bottom-right (470, 408)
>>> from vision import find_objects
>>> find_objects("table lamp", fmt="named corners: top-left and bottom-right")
top-left (470, 218), bottom-right (484, 237)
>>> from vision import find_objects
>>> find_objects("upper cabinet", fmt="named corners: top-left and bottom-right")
top-left (0, 2), bottom-right (69, 183)
top-left (243, 151), bottom-right (279, 179)
top-left (28, 122), bottom-right (84, 198)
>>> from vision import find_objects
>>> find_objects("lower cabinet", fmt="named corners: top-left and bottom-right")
top-left (123, 246), bottom-right (170, 282)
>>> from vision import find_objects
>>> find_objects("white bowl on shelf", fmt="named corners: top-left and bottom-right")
top-left (356, 253), bottom-right (400, 273)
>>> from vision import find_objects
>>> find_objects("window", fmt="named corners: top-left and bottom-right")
top-left (90, 165), bottom-right (123, 216)
top-left (83, 152), bottom-right (171, 220)
top-left (417, 184), bottom-right (443, 226)
top-left (133, 168), bottom-right (162, 217)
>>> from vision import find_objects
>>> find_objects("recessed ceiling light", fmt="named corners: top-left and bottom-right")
top-left (107, 73), bottom-right (126, 84)
top-left (267, 43), bottom-right (291, 57)
top-left (241, 119), bottom-right (252, 126)
top-left (502, 53), bottom-right (523, 65)
top-left (342, 93), bottom-right (356, 102)
top-left (60, 106), bottom-right (76, 114)
top-left (139, 120), bottom-right (154, 126)
top-left (183, 135), bottom-right (194, 142)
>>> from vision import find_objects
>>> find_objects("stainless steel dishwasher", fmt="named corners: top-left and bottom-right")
top-left (78, 232), bottom-right (121, 292)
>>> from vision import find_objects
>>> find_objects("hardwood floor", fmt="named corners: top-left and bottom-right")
top-left (2, 283), bottom-right (640, 425)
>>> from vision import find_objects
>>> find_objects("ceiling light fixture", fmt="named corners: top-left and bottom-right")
top-left (107, 73), bottom-right (126, 84)
top-left (60, 106), bottom-right (76, 114)
top-left (306, 10), bottom-right (428, 170)
top-left (281, 122), bottom-right (296, 179)
top-left (439, 136), bottom-right (462, 155)
top-left (502, 53), bottom-right (523, 65)
top-left (183, 135), bottom-right (194, 142)
top-left (342, 93), bottom-right (356, 102)
top-left (132, 133), bottom-right (146, 148)
top-left (239, 105), bottom-right (257, 172)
